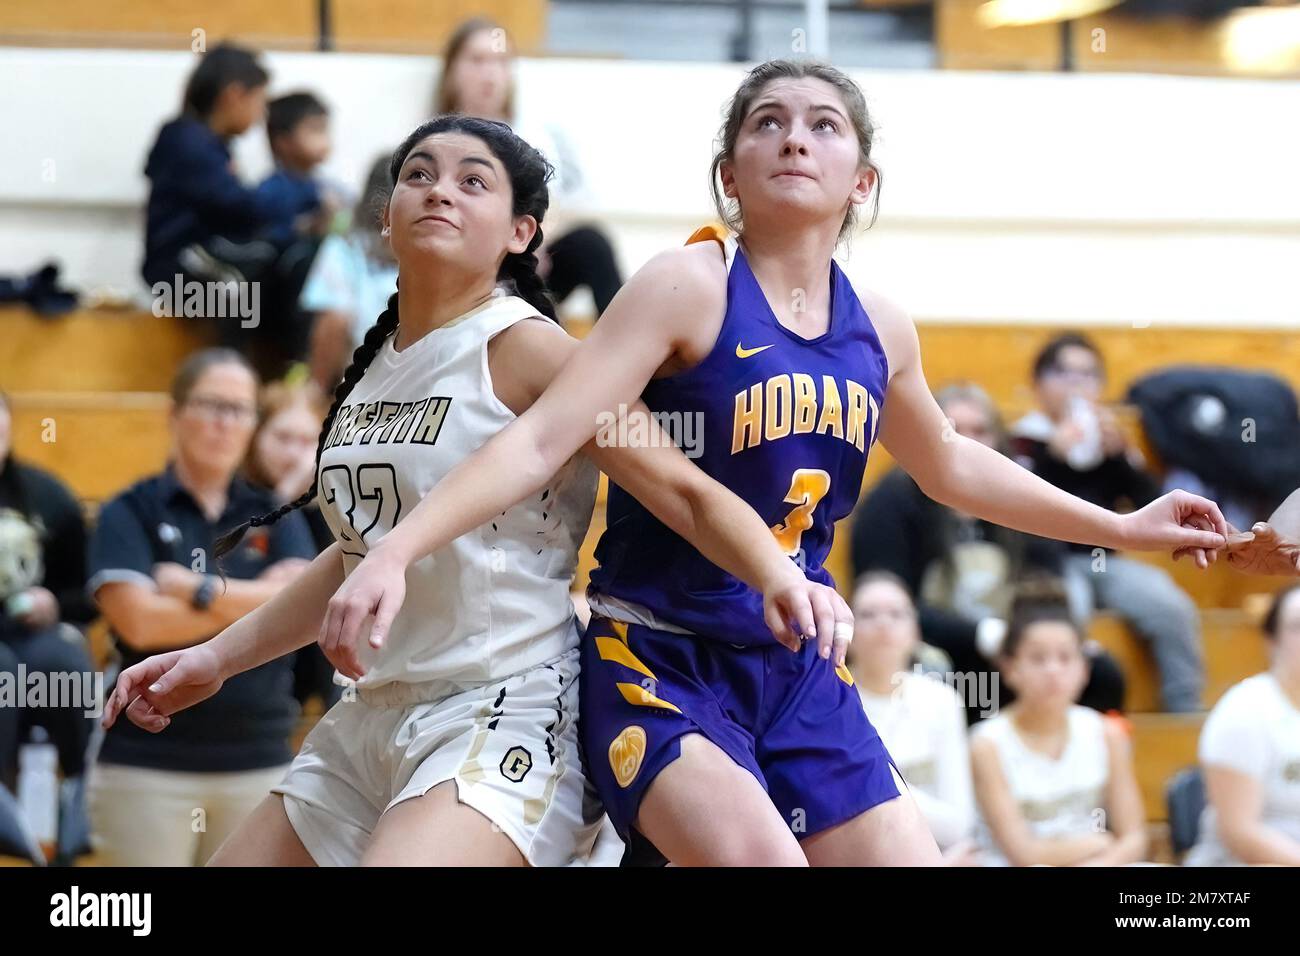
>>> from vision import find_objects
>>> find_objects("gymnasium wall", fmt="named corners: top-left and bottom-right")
top-left (2, 46), bottom-right (1298, 327)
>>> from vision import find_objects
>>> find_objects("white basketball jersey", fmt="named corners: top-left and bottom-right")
top-left (971, 705), bottom-right (1110, 866)
top-left (316, 290), bottom-right (597, 692)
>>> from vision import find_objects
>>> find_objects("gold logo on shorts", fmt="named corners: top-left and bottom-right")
top-left (609, 726), bottom-right (647, 788)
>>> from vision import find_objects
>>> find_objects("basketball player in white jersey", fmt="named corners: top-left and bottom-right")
top-left (101, 115), bottom-right (853, 866)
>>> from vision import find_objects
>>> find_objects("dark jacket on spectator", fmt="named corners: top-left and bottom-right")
top-left (142, 116), bottom-right (292, 286)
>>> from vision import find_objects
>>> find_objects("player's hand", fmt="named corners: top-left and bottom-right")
top-left (1222, 522), bottom-right (1300, 577)
top-left (760, 561), bottom-right (854, 665)
top-left (317, 544), bottom-right (408, 680)
top-left (1117, 490), bottom-right (1227, 568)
top-left (101, 644), bottom-right (225, 732)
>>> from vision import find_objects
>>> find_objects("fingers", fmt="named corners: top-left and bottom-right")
top-left (810, 587), bottom-right (837, 661)
top-left (102, 655), bottom-right (176, 729)
top-left (368, 588), bottom-right (401, 650)
top-left (1174, 490), bottom-right (1229, 539)
top-left (785, 587), bottom-right (817, 653)
top-left (764, 599), bottom-right (801, 653)
top-left (125, 694), bottom-right (170, 733)
top-left (1184, 514), bottom-right (1215, 567)
top-left (1173, 524), bottom-right (1229, 553)
top-left (830, 590), bottom-right (854, 669)
top-left (1224, 530), bottom-right (1256, 552)
top-left (319, 596), bottom-right (368, 680)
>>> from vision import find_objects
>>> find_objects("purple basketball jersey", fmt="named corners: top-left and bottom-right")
top-left (589, 232), bottom-right (890, 646)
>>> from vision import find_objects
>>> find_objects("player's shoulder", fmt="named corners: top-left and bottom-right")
top-left (849, 281), bottom-right (914, 335)
top-left (1212, 671), bottom-right (1276, 719)
top-left (632, 240), bottom-right (729, 308)
top-left (845, 279), bottom-right (917, 372)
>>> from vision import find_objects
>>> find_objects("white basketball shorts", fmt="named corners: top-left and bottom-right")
top-left (270, 647), bottom-right (608, 866)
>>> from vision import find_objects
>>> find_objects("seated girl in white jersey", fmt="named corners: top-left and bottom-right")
top-left (970, 580), bottom-right (1148, 866)
top-left (1185, 582), bottom-right (1300, 866)
top-left (293, 61), bottom-right (1232, 867)
top-left (100, 115), bottom-right (854, 867)
top-left (847, 572), bottom-right (978, 864)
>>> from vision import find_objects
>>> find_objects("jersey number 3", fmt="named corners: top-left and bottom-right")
top-left (770, 468), bottom-right (831, 555)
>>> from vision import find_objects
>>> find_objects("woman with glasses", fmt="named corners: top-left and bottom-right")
top-left (86, 348), bottom-right (317, 865)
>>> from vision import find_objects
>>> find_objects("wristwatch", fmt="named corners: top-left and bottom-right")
top-left (191, 575), bottom-right (218, 611)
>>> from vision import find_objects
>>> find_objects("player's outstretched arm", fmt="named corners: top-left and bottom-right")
top-left (102, 543), bottom-right (345, 730)
top-left (867, 290), bottom-right (1227, 561)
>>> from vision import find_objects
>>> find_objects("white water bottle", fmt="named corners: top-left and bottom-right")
top-left (17, 726), bottom-right (59, 857)
top-left (1065, 395), bottom-right (1104, 471)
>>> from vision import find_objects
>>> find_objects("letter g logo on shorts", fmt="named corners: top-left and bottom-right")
top-left (609, 725), bottom-right (647, 788)
top-left (500, 746), bottom-right (533, 782)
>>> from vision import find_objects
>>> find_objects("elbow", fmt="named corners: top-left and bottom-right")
top-left (104, 609), bottom-right (158, 653)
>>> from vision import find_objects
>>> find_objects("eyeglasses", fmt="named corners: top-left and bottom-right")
top-left (184, 396), bottom-right (258, 424)
top-left (1046, 365), bottom-right (1102, 384)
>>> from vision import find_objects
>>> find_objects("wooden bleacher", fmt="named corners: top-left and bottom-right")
top-left (0, 0), bottom-right (547, 54)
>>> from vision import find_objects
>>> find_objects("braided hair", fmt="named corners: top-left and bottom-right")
top-left (213, 114), bottom-right (557, 564)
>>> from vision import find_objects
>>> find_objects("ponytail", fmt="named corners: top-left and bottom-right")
top-left (212, 292), bottom-right (402, 571)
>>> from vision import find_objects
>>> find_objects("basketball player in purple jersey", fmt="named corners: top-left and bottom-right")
top-left (314, 61), bottom-right (1229, 865)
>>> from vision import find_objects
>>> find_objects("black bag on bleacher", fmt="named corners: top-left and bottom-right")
top-left (1126, 365), bottom-right (1300, 511)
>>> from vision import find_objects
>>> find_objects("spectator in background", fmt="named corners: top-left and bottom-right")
top-left (847, 571), bottom-right (978, 862)
top-left (1010, 332), bottom-right (1204, 713)
top-left (259, 92), bottom-right (335, 248)
top-left (142, 44), bottom-right (302, 378)
top-left (242, 380), bottom-right (340, 710)
top-left (851, 382), bottom-right (1126, 723)
top-left (86, 349), bottom-right (315, 865)
top-left (298, 155), bottom-right (397, 394)
top-left (434, 18), bottom-right (624, 317)
top-left (1185, 583), bottom-right (1300, 866)
top-left (970, 582), bottom-right (1148, 866)
top-left (0, 391), bottom-right (97, 857)
top-left (254, 92), bottom-right (341, 368)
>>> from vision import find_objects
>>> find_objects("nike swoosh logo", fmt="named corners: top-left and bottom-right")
top-left (735, 342), bottom-right (775, 359)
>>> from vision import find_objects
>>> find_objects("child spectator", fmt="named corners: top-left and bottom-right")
top-left (970, 581), bottom-right (1148, 866)
top-left (1185, 583), bottom-right (1300, 865)
top-left (298, 155), bottom-right (397, 393)
top-left (259, 92), bottom-right (334, 248)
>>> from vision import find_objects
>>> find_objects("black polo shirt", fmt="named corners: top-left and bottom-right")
top-left (87, 462), bottom-right (316, 772)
